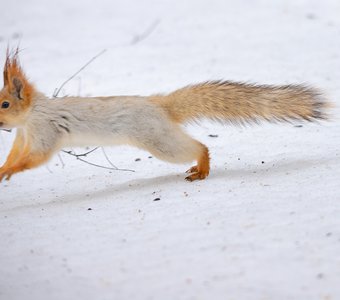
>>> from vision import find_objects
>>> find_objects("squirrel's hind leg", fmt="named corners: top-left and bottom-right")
top-left (185, 142), bottom-right (210, 181)
top-left (140, 126), bottom-right (210, 181)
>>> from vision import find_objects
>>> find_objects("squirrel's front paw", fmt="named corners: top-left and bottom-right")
top-left (0, 167), bottom-right (13, 182)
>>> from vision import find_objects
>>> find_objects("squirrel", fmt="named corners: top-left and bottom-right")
top-left (0, 49), bottom-right (331, 182)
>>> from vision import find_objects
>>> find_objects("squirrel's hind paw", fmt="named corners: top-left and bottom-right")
top-left (0, 168), bottom-right (13, 182)
top-left (185, 168), bottom-right (209, 181)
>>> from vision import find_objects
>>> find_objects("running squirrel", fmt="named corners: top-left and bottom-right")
top-left (0, 50), bottom-right (330, 182)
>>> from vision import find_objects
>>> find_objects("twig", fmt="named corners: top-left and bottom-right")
top-left (51, 49), bottom-right (134, 173)
top-left (53, 49), bottom-right (107, 97)
top-left (130, 20), bottom-right (160, 45)
top-left (45, 164), bottom-right (53, 174)
top-left (62, 149), bottom-right (135, 172)
top-left (63, 147), bottom-right (99, 157)
top-left (72, 156), bottom-right (124, 171)
top-left (101, 147), bottom-right (118, 169)
top-left (57, 153), bottom-right (65, 168)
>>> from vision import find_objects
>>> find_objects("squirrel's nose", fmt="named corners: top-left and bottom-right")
top-left (0, 122), bottom-right (3, 127)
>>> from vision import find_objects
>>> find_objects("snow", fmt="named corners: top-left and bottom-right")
top-left (1, 0), bottom-right (340, 299)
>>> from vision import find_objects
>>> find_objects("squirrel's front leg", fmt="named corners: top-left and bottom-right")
top-left (0, 148), bottom-right (53, 182)
top-left (0, 129), bottom-right (25, 170)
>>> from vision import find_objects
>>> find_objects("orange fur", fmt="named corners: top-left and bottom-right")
top-left (3, 48), bottom-right (34, 104)
top-left (185, 143), bottom-right (210, 181)
top-left (150, 81), bottom-right (329, 125)
top-left (0, 136), bottom-right (53, 181)
top-left (8, 151), bottom-right (52, 178)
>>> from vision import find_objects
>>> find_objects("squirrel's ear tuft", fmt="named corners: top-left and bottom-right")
top-left (12, 77), bottom-right (24, 99)
top-left (3, 48), bottom-right (34, 102)
top-left (3, 49), bottom-right (11, 87)
top-left (3, 48), bottom-right (24, 89)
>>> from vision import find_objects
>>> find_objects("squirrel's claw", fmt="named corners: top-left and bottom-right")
top-left (0, 168), bottom-right (13, 182)
top-left (185, 172), bottom-right (208, 181)
top-left (185, 166), bottom-right (198, 174)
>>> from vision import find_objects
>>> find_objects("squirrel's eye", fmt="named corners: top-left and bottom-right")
top-left (1, 101), bottom-right (10, 109)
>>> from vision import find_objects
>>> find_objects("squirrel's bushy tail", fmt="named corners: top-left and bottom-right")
top-left (150, 81), bottom-right (330, 125)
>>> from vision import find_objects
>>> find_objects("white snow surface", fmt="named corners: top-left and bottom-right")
top-left (1, 1), bottom-right (340, 299)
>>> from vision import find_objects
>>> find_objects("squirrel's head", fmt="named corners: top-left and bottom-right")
top-left (0, 48), bottom-right (35, 129)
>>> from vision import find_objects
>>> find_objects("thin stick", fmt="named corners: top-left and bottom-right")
top-left (53, 49), bottom-right (107, 97)
top-left (74, 156), bottom-right (128, 171)
top-left (45, 164), bottom-right (53, 174)
top-left (130, 20), bottom-right (160, 45)
top-left (57, 153), bottom-right (65, 168)
top-left (51, 49), bottom-right (134, 173)
top-left (63, 147), bottom-right (99, 157)
top-left (101, 147), bottom-right (118, 169)
top-left (62, 149), bottom-right (135, 172)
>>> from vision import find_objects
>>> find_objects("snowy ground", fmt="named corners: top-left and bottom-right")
top-left (1, 0), bottom-right (340, 299)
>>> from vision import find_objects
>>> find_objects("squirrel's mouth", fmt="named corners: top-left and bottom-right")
top-left (0, 122), bottom-right (13, 132)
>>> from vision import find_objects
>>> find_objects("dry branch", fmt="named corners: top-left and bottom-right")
top-left (130, 20), bottom-right (160, 45)
top-left (52, 49), bottom-right (135, 172)
top-left (53, 49), bottom-right (107, 97)
top-left (62, 149), bottom-right (135, 172)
